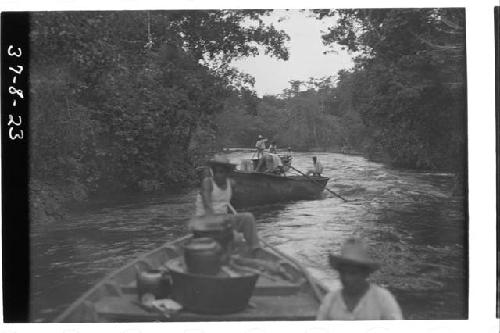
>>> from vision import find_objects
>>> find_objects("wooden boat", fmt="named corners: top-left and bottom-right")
top-left (54, 235), bottom-right (329, 322)
top-left (230, 170), bottom-right (329, 208)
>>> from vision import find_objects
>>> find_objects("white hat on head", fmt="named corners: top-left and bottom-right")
top-left (328, 238), bottom-right (380, 272)
top-left (206, 154), bottom-right (237, 169)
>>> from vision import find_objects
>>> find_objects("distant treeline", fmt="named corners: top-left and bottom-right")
top-left (216, 78), bottom-right (368, 153)
top-left (218, 9), bottom-right (467, 173)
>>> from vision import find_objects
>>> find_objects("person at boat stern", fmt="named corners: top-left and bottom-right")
top-left (316, 238), bottom-right (403, 320)
top-left (307, 156), bottom-right (323, 176)
top-left (192, 154), bottom-right (262, 255)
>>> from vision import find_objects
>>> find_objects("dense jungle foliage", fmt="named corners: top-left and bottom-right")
top-left (218, 9), bottom-right (466, 171)
top-left (30, 11), bottom-right (289, 222)
top-left (216, 76), bottom-right (369, 151)
top-left (216, 77), bottom-right (368, 151)
top-left (30, 9), bottom-right (466, 223)
top-left (316, 8), bottom-right (466, 171)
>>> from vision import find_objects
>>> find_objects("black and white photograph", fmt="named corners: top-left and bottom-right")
top-left (2, 2), bottom-right (496, 329)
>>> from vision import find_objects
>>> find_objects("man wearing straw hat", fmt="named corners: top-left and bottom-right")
top-left (317, 238), bottom-right (403, 320)
top-left (191, 154), bottom-right (261, 255)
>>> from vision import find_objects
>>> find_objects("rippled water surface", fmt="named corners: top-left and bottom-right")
top-left (31, 151), bottom-right (467, 321)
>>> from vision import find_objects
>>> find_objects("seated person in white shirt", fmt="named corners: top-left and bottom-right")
top-left (316, 238), bottom-right (403, 320)
top-left (192, 155), bottom-right (261, 256)
top-left (306, 156), bottom-right (323, 176)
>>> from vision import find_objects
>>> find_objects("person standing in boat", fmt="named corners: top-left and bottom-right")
top-left (306, 156), bottom-right (323, 176)
top-left (192, 154), bottom-right (262, 255)
top-left (316, 238), bottom-right (403, 320)
top-left (282, 147), bottom-right (293, 172)
top-left (255, 135), bottom-right (267, 159)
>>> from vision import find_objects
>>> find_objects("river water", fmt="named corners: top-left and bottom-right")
top-left (30, 151), bottom-right (467, 321)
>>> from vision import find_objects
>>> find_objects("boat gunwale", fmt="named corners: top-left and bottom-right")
top-left (231, 170), bottom-right (329, 183)
top-left (54, 235), bottom-right (325, 323)
top-left (53, 235), bottom-right (191, 323)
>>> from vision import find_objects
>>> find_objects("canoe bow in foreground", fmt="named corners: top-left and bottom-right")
top-left (54, 236), bottom-right (329, 322)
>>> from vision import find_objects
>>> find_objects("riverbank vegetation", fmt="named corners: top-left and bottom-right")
top-left (316, 8), bottom-right (466, 171)
top-left (219, 9), bottom-right (466, 172)
top-left (30, 11), bottom-right (289, 222)
top-left (30, 9), bottom-right (466, 223)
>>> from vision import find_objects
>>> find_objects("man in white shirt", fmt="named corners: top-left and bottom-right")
top-left (282, 147), bottom-right (293, 172)
top-left (306, 156), bottom-right (323, 176)
top-left (316, 238), bottom-right (403, 320)
top-left (191, 155), bottom-right (261, 255)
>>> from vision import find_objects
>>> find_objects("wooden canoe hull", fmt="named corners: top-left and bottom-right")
top-left (54, 235), bottom-right (327, 323)
top-left (230, 171), bottom-right (329, 208)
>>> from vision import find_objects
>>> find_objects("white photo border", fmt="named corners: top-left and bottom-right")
top-left (0, 0), bottom-right (497, 332)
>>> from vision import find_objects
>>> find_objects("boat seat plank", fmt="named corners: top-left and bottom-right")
top-left (95, 292), bottom-right (318, 322)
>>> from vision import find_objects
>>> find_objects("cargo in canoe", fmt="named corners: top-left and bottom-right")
top-left (54, 235), bottom-right (330, 322)
top-left (230, 170), bottom-right (329, 208)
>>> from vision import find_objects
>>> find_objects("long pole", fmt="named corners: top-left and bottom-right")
top-left (227, 203), bottom-right (324, 302)
top-left (289, 166), bottom-right (349, 202)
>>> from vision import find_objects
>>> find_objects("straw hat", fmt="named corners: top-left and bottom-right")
top-left (258, 134), bottom-right (264, 139)
top-left (328, 238), bottom-right (380, 272)
top-left (206, 154), bottom-right (237, 169)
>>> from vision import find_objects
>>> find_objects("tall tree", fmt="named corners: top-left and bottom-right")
top-left (314, 9), bottom-right (466, 170)
top-left (30, 11), bottom-right (290, 222)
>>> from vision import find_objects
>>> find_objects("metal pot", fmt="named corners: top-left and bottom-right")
top-left (183, 238), bottom-right (222, 275)
top-left (136, 269), bottom-right (171, 300)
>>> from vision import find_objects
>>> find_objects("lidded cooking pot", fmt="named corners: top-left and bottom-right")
top-left (136, 269), bottom-right (171, 300)
top-left (183, 237), bottom-right (222, 275)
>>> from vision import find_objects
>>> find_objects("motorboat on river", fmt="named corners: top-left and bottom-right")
top-left (230, 156), bottom-right (329, 208)
top-left (231, 171), bottom-right (329, 207)
top-left (54, 232), bottom-right (329, 322)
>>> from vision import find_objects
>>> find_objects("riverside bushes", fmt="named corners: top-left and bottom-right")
top-left (29, 11), bottom-right (289, 223)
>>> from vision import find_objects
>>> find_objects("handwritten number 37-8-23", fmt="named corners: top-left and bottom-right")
top-left (7, 45), bottom-right (24, 140)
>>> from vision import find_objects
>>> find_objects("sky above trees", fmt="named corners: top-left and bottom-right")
top-left (231, 10), bottom-right (355, 96)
